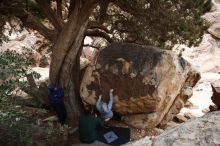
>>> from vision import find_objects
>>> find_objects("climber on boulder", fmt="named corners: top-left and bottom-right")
top-left (96, 89), bottom-right (114, 121)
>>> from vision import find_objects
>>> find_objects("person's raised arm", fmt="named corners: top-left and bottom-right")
top-left (96, 95), bottom-right (102, 111)
top-left (108, 89), bottom-right (114, 110)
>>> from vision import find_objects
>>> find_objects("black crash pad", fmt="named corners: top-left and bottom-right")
top-left (97, 126), bottom-right (130, 146)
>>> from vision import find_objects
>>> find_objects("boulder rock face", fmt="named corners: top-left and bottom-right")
top-left (211, 80), bottom-right (220, 109)
top-left (154, 111), bottom-right (220, 146)
top-left (208, 23), bottom-right (220, 39)
top-left (125, 111), bottom-right (220, 146)
top-left (80, 43), bottom-right (200, 129)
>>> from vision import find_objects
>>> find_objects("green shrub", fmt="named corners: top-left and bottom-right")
top-left (0, 50), bottom-right (68, 146)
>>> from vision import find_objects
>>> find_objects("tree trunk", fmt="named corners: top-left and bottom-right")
top-left (49, 1), bottom-right (98, 127)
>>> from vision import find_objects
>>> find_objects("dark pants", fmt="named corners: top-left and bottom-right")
top-left (80, 139), bottom-right (95, 144)
top-left (113, 112), bottom-right (122, 121)
top-left (53, 101), bottom-right (67, 125)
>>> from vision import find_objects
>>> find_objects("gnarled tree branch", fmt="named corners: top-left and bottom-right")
top-left (110, 0), bottom-right (146, 16)
top-left (68, 0), bottom-right (78, 17)
top-left (35, 0), bottom-right (64, 31)
top-left (87, 21), bottom-right (111, 33)
top-left (56, 0), bottom-right (63, 19)
top-left (85, 29), bottom-right (113, 43)
top-left (0, 2), bottom-right (57, 41)
top-left (24, 13), bottom-right (57, 41)
top-left (83, 44), bottom-right (99, 50)
top-left (98, 0), bottom-right (110, 23)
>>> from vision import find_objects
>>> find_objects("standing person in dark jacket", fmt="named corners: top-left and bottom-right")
top-left (79, 109), bottom-right (103, 143)
top-left (48, 83), bottom-right (67, 125)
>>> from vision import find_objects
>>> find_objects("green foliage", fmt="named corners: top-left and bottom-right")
top-left (0, 49), bottom-right (36, 145)
top-left (0, 50), bottom-right (68, 146)
top-left (0, 50), bottom-right (35, 145)
top-left (0, 0), bottom-right (43, 45)
top-left (0, 104), bottom-right (67, 146)
top-left (107, 0), bottom-right (212, 49)
top-left (44, 121), bottom-right (68, 139)
top-left (0, 16), bottom-right (9, 44)
top-left (0, 0), bottom-right (213, 50)
top-left (0, 49), bottom-right (40, 97)
top-left (0, 105), bottom-right (37, 146)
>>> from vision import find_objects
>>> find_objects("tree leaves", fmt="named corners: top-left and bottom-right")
top-left (0, 49), bottom-right (40, 97)
top-left (107, 0), bottom-right (211, 49)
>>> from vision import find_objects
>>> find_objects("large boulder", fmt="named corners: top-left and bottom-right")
top-left (211, 80), bottom-right (220, 109)
top-left (208, 23), bottom-right (220, 39)
top-left (154, 111), bottom-right (220, 146)
top-left (80, 43), bottom-right (200, 129)
top-left (124, 111), bottom-right (220, 146)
